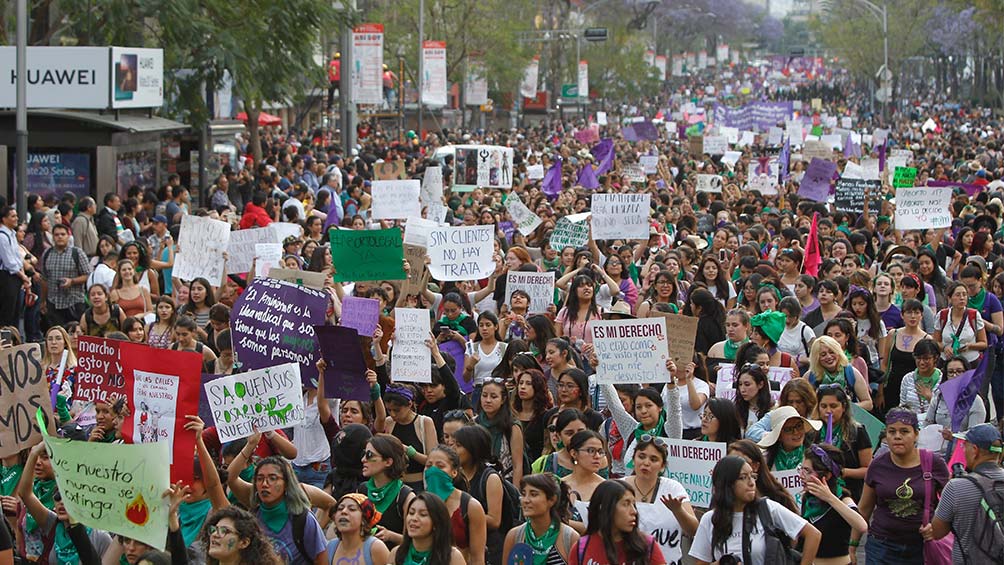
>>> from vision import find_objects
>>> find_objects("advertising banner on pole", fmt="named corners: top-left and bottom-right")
top-left (577, 60), bottom-right (589, 101)
top-left (0, 46), bottom-right (110, 108)
top-left (520, 56), bottom-right (539, 99)
top-left (421, 40), bottom-right (448, 106)
top-left (465, 58), bottom-right (488, 106)
top-left (351, 24), bottom-right (384, 105)
top-left (110, 47), bottom-right (164, 109)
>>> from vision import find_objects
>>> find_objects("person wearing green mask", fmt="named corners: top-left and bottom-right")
top-left (424, 446), bottom-right (486, 565)
top-left (502, 473), bottom-right (580, 565)
top-left (387, 492), bottom-right (465, 565)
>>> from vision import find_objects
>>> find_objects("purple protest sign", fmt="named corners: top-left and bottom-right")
top-left (926, 180), bottom-right (983, 197)
top-left (633, 121), bottom-right (659, 141)
top-left (340, 296), bottom-right (381, 337)
top-left (499, 221), bottom-right (515, 244)
top-left (439, 338), bottom-right (472, 394)
top-left (231, 278), bottom-right (329, 387)
top-left (314, 325), bottom-right (371, 401)
top-left (198, 374), bottom-right (224, 425)
top-left (622, 125), bottom-right (639, 142)
top-left (798, 158), bottom-right (837, 202)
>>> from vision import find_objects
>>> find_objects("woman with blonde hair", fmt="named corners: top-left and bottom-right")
top-left (41, 326), bottom-right (78, 421)
top-left (110, 258), bottom-right (152, 318)
top-left (806, 336), bottom-right (873, 411)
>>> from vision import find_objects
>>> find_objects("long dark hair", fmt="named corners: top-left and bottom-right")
top-left (521, 473), bottom-right (572, 524)
top-left (645, 270), bottom-right (680, 305)
top-left (732, 362), bottom-right (772, 424)
top-left (704, 397), bottom-right (742, 445)
top-left (844, 287), bottom-right (882, 341)
top-left (199, 506), bottom-right (281, 565)
top-left (585, 480), bottom-right (649, 565)
top-left (452, 424), bottom-right (493, 476)
top-left (729, 439), bottom-right (797, 512)
top-left (526, 314), bottom-right (557, 355)
top-left (394, 492), bottom-right (455, 565)
top-left (685, 287), bottom-right (726, 327)
top-left (479, 379), bottom-right (515, 444)
top-left (563, 274), bottom-right (600, 324)
top-left (695, 255), bottom-right (730, 300)
top-left (513, 368), bottom-right (552, 419)
top-left (709, 456), bottom-right (748, 554)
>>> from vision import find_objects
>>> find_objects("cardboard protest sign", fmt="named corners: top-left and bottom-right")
top-left (0, 344), bottom-right (54, 458)
top-left (226, 225), bottom-right (277, 275)
top-left (231, 278), bottom-right (329, 387)
top-left (505, 197), bottom-right (542, 236)
top-left (715, 364), bottom-right (792, 403)
top-left (39, 410), bottom-right (171, 550)
top-left (834, 178), bottom-right (882, 214)
top-left (372, 180), bottom-right (422, 220)
top-left (421, 166), bottom-right (443, 205)
top-left (702, 135), bottom-right (727, 155)
top-left (797, 158), bottom-right (837, 202)
top-left (591, 318), bottom-right (670, 385)
top-left (391, 308), bottom-right (432, 383)
top-left (266, 267), bottom-right (327, 290)
top-left (802, 140), bottom-right (833, 162)
top-left (340, 296), bottom-right (381, 337)
top-left (505, 271), bottom-right (555, 313)
top-left (773, 469), bottom-right (803, 508)
top-left (895, 187), bottom-right (953, 230)
top-left (330, 227), bottom-right (406, 282)
top-left (590, 193), bottom-right (651, 240)
top-left (454, 145), bottom-right (514, 192)
top-left (254, 243), bottom-right (283, 277)
top-left (893, 166), bottom-right (918, 188)
top-left (651, 312), bottom-right (698, 365)
top-left (549, 212), bottom-right (591, 250)
top-left (427, 225), bottom-right (496, 282)
top-left (203, 363), bottom-right (305, 442)
top-left (663, 438), bottom-right (726, 507)
top-left (374, 159), bottom-right (406, 180)
top-left (526, 164), bottom-right (545, 180)
top-left (173, 215), bottom-right (231, 283)
top-left (75, 336), bottom-right (126, 405)
top-left (401, 244), bottom-right (430, 297)
top-left (314, 325), bottom-right (370, 400)
top-left (688, 136), bottom-right (704, 156)
top-left (696, 174), bottom-right (722, 193)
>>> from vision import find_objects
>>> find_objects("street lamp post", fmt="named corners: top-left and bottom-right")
top-left (851, 0), bottom-right (889, 120)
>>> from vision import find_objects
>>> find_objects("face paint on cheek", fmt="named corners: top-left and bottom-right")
top-left (226, 539), bottom-right (236, 551)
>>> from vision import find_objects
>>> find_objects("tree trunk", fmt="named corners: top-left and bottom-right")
top-left (247, 105), bottom-right (263, 165)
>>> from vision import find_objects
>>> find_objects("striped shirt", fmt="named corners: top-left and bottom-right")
top-left (934, 462), bottom-right (1004, 564)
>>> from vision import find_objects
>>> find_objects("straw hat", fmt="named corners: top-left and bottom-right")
top-left (756, 406), bottom-right (822, 448)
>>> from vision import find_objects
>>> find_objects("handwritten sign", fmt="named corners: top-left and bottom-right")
top-left (340, 296), bottom-right (381, 337)
top-left (702, 135), bottom-right (728, 155)
top-left (372, 180), bottom-right (422, 220)
top-left (834, 178), bottom-right (882, 214)
top-left (330, 227), bottom-right (406, 283)
top-left (639, 155), bottom-right (659, 174)
top-left (506, 197), bottom-right (542, 236)
top-left (802, 140), bottom-right (833, 162)
top-left (696, 174), bottom-right (722, 193)
top-left (893, 166), bottom-right (918, 188)
top-left (590, 193), bottom-right (650, 240)
top-left (549, 212), bottom-right (590, 250)
top-left (427, 225), bottom-right (496, 282)
top-left (895, 187), bottom-right (953, 230)
top-left (421, 166), bottom-right (443, 205)
top-left (391, 308), bottom-right (432, 383)
top-left (714, 363), bottom-right (792, 403)
top-left (173, 215), bottom-right (231, 283)
top-left (203, 363), bottom-right (305, 442)
top-left (402, 244), bottom-right (430, 297)
top-left (663, 438), bottom-right (726, 507)
top-left (505, 271), bottom-right (555, 313)
top-left (226, 225), bottom-right (277, 274)
top-left (655, 312), bottom-right (699, 365)
top-left (272, 222), bottom-right (302, 243)
top-left (526, 164), bottom-right (545, 180)
top-left (773, 469), bottom-right (804, 508)
top-left (75, 336), bottom-right (125, 405)
top-left (0, 344), bottom-right (53, 458)
top-left (591, 318), bottom-right (669, 384)
top-left (254, 243), bottom-right (283, 277)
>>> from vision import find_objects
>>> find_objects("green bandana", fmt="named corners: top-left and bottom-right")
top-left (404, 546), bottom-right (431, 565)
top-left (0, 463), bottom-right (23, 497)
top-left (802, 481), bottom-right (843, 523)
top-left (820, 369), bottom-right (846, 388)
top-left (54, 523), bottom-right (91, 565)
top-left (915, 368), bottom-right (942, 391)
top-left (437, 312), bottom-right (471, 336)
top-left (258, 499), bottom-right (289, 534)
top-left (424, 466), bottom-right (455, 502)
top-left (542, 256), bottom-right (561, 273)
top-left (627, 411), bottom-right (666, 470)
top-left (367, 477), bottom-right (404, 515)
top-left (723, 338), bottom-right (748, 361)
top-left (476, 411), bottom-right (506, 459)
top-left (969, 288), bottom-right (987, 312)
top-left (773, 444), bottom-right (805, 472)
top-left (26, 478), bottom-right (57, 532)
top-left (525, 521), bottom-right (561, 565)
top-left (179, 497), bottom-right (212, 547)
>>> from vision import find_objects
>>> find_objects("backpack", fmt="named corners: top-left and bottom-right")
top-left (41, 245), bottom-right (88, 280)
top-left (939, 308), bottom-right (979, 340)
top-left (742, 498), bottom-right (802, 565)
top-left (957, 471), bottom-right (1004, 563)
top-left (290, 511), bottom-right (312, 563)
top-left (470, 466), bottom-right (522, 533)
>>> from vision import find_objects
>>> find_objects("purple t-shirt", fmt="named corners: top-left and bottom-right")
top-left (258, 510), bottom-right (327, 565)
top-left (880, 303), bottom-right (903, 329)
top-left (979, 292), bottom-right (1003, 347)
top-left (864, 450), bottom-right (949, 543)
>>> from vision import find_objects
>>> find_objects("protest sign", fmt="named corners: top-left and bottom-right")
top-left (591, 318), bottom-right (670, 384)
top-left (203, 363), bottom-right (304, 443)
top-left (773, 469), bottom-right (804, 508)
top-left (893, 166), bottom-right (918, 188)
top-left (767, 127), bottom-right (784, 146)
top-left (392, 308), bottom-right (432, 383)
top-left (549, 212), bottom-right (590, 250)
top-left (526, 164), bottom-right (545, 180)
top-left (506, 197), bottom-right (542, 236)
top-left (802, 140), bottom-right (833, 162)
top-left (453, 145), bottom-right (514, 191)
top-left (596, 111), bottom-right (608, 125)
top-left (402, 243), bottom-right (430, 297)
top-left (271, 222), bottom-right (302, 243)
top-left (821, 134), bottom-right (843, 150)
top-left (841, 161), bottom-right (865, 180)
top-left (748, 173), bottom-right (779, 195)
top-left (574, 127), bottom-right (600, 145)
top-left (0, 344), bottom-right (53, 458)
top-left (427, 225), bottom-right (496, 282)
top-left (688, 135), bottom-right (704, 156)
top-left (330, 227), bottom-right (406, 282)
top-left (40, 410), bottom-right (171, 550)
top-left (403, 217), bottom-right (438, 248)
top-left (590, 193), bottom-right (651, 240)
top-left (719, 127), bottom-right (739, 144)
top-left (721, 151), bottom-right (742, 167)
top-left (639, 155), bottom-right (659, 174)
top-left (798, 158), bottom-right (837, 202)
top-left (505, 271), bottom-right (555, 313)
top-left (421, 166), bottom-right (443, 205)
top-left (372, 180), bottom-right (422, 220)
top-left (231, 278), bottom-right (329, 387)
top-left (834, 178), bottom-right (882, 214)
top-left (374, 160), bottom-right (406, 180)
top-left (663, 438), bottom-right (726, 507)
top-left (696, 174), bottom-right (722, 193)
top-left (651, 312), bottom-right (698, 366)
top-left (738, 131), bottom-right (756, 147)
top-left (895, 187), bottom-right (953, 230)
top-left (226, 225), bottom-right (277, 274)
top-left (621, 164), bottom-right (646, 183)
top-left (75, 336), bottom-right (126, 405)
top-left (173, 215), bottom-right (231, 283)
top-left (340, 296), bottom-right (381, 337)
top-left (198, 374), bottom-right (223, 425)
top-left (314, 325), bottom-right (370, 401)
top-left (254, 243), bottom-right (283, 277)
top-left (715, 363), bottom-right (793, 403)
top-left (702, 135), bottom-right (727, 155)
top-left (852, 404), bottom-right (884, 450)
top-left (266, 267), bottom-right (327, 290)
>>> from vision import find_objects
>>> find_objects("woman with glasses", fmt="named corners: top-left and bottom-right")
top-left (636, 270), bottom-right (680, 318)
top-left (922, 356), bottom-right (986, 456)
top-left (799, 443), bottom-right (869, 565)
top-left (699, 398), bottom-right (744, 446)
top-left (933, 281), bottom-right (988, 364)
top-left (728, 439), bottom-right (798, 512)
top-left (898, 339), bottom-right (943, 417)
top-left (531, 409), bottom-right (600, 478)
top-left (757, 406), bottom-right (822, 473)
top-left (690, 455), bottom-right (820, 565)
top-left (423, 445), bottom-right (487, 565)
top-left (562, 430), bottom-right (608, 513)
top-left (41, 326), bottom-right (77, 421)
top-left (513, 368), bottom-right (553, 462)
top-left (476, 377), bottom-right (525, 485)
top-left (360, 434), bottom-right (414, 549)
top-left (746, 379), bottom-right (817, 443)
top-left (545, 368), bottom-right (604, 431)
top-left (807, 335), bottom-right (873, 411)
top-left (200, 506), bottom-right (282, 565)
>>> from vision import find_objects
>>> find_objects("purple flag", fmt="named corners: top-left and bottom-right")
top-left (592, 139), bottom-right (615, 175)
top-left (798, 158), bottom-right (837, 202)
top-left (927, 180), bottom-right (983, 197)
top-left (622, 125), bottom-right (639, 142)
top-left (843, 135), bottom-right (860, 158)
top-left (439, 339), bottom-right (472, 394)
top-left (939, 352), bottom-right (990, 432)
top-left (577, 164), bottom-right (600, 190)
top-left (633, 121), bottom-right (659, 141)
top-left (877, 143), bottom-right (886, 172)
top-left (777, 136), bottom-right (791, 184)
top-left (542, 157), bottom-right (563, 200)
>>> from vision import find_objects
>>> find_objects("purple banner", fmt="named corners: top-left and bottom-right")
top-left (633, 121), bottom-right (659, 141)
top-left (439, 338), bottom-right (472, 394)
top-left (340, 296), bottom-right (381, 337)
top-left (622, 125), bottom-right (639, 142)
top-left (712, 101), bottom-right (793, 132)
top-left (198, 374), bottom-right (224, 426)
top-left (926, 180), bottom-right (984, 198)
top-left (798, 158), bottom-right (837, 202)
top-left (314, 325), bottom-right (370, 401)
top-left (231, 278), bottom-right (329, 387)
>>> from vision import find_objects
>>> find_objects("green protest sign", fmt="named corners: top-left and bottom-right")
top-left (37, 409), bottom-right (171, 550)
top-left (329, 227), bottom-right (406, 283)
top-left (893, 166), bottom-right (918, 188)
top-left (851, 404), bottom-right (884, 451)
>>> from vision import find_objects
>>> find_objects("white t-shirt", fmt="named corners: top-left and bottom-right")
top-left (690, 498), bottom-right (807, 565)
top-left (637, 478), bottom-right (690, 564)
top-left (935, 309), bottom-right (986, 363)
top-left (680, 378), bottom-right (710, 430)
top-left (291, 395), bottom-right (331, 466)
top-left (87, 263), bottom-right (116, 291)
top-left (778, 322), bottom-right (814, 358)
top-left (466, 340), bottom-right (506, 386)
top-left (855, 318), bottom-right (887, 366)
top-left (707, 282), bottom-right (737, 306)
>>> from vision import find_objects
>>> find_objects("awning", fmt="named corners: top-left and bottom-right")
top-left (236, 111), bottom-right (281, 126)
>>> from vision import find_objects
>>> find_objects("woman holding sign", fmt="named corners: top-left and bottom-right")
top-left (598, 363), bottom-right (682, 473)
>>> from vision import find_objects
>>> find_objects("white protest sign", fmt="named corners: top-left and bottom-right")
top-left (505, 271), bottom-right (554, 313)
top-left (226, 225), bottom-right (277, 274)
top-left (722, 151), bottom-right (742, 167)
top-left (596, 111), bottom-right (608, 126)
top-left (664, 438), bottom-right (726, 507)
top-left (703, 135), bottom-right (728, 155)
top-left (403, 217), bottom-right (439, 248)
top-left (767, 127), bottom-right (784, 146)
top-left (427, 202), bottom-right (448, 224)
top-left (714, 363), bottom-right (792, 403)
top-left (391, 308), bottom-right (432, 383)
top-left (526, 164), bottom-right (545, 180)
top-left (506, 197), bottom-right (543, 236)
top-left (272, 222), bottom-right (303, 243)
top-left (453, 145), bottom-right (514, 191)
top-left (254, 243), bottom-right (283, 276)
top-left (719, 127), bottom-right (739, 144)
top-left (895, 187), bottom-right (953, 230)
top-left (773, 469), bottom-right (804, 508)
top-left (203, 363), bottom-right (305, 443)
top-left (737, 131), bottom-right (756, 148)
top-left (549, 212), bottom-right (591, 250)
top-left (640, 155), bottom-right (659, 174)
top-left (696, 174), bottom-right (723, 193)
top-left (591, 318), bottom-right (669, 384)
top-left (821, 134), bottom-right (843, 150)
top-left (887, 154), bottom-right (909, 173)
top-left (918, 424), bottom-right (946, 453)
top-left (372, 180), bottom-right (421, 220)
top-left (173, 215), bottom-right (231, 283)
top-left (427, 225), bottom-right (496, 281)
top-left (421, 166), bottom-right (443, 205)
top-left (860, 158), bottom-right (881, 181)
top-left (841, 161), bottom-right (865, 180)
top-left (590, 193), bottom-right (650, 240)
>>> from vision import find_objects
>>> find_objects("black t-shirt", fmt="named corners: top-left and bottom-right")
top-left (0, 518), bottom-right (12, 553)
top-left (839, 423), bottom-right (873, 500)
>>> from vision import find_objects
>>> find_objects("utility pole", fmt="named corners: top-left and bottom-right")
top-left (339, 0), bottom-right (357, 155)
top-left (16, 0), bottom-right (28, 221)
top-left (417, 0), bottom-right (424, 138)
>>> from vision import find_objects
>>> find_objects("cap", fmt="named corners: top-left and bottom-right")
top-left (283, 235), bottom-right (302, 247)
top-left (953, 423), bottom-right (1003, 452)
top-left (152, 215), bottom-right (168, 224)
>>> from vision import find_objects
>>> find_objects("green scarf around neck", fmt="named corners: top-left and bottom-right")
top-left (54, 523), bottom-right (91, 565)
top-left (26, 478), bottom-right (57, 532)
top-left (367, 477), bottom-right (404, 514)
top-left (915, 368), bottom-right (942, 391)
top-left (627, 411), bottom-right (666, 470)
top-left (404, 546), bottom-right (431, 565)
top-left (969, 288), bottom-right (988, 312)
top-left (179, 497), bottom-right (212, 547)
top-left (773, 444), bottom-right (805, 472)
top-left (476, 411), bottom-right (506, 458)
top-left (424, 466), bottom-right (456, 502)
top-left (258, 499), bottom-right (289, 534)
top-left (437, 312), bottom-right (471, 336)
top-left (524, 520), bottom-right (561, 565)
top-left (803, 481), bottom-right (843, 523)
top-left (723, 337), bottom-right (748, 361)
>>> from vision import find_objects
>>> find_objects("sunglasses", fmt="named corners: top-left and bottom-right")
top-left (639, 433), bottom-right (669, 448)
top-left (363, 450), bottom-right (381, 461)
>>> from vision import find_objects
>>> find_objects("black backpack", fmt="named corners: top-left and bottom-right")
top-left (958, 471), bottom-right (1004, 563)
top-left (470, 467), bottom-right (523, 533)
top-left (290, 511), bottom-right (312, 563)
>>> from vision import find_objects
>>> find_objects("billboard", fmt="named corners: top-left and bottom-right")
top-left (19, 151), bottom-right (91, 200)
top-left (111, 47), bottom-right (164, 109)
top-left (0, 47), bottom-right (109, 108)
